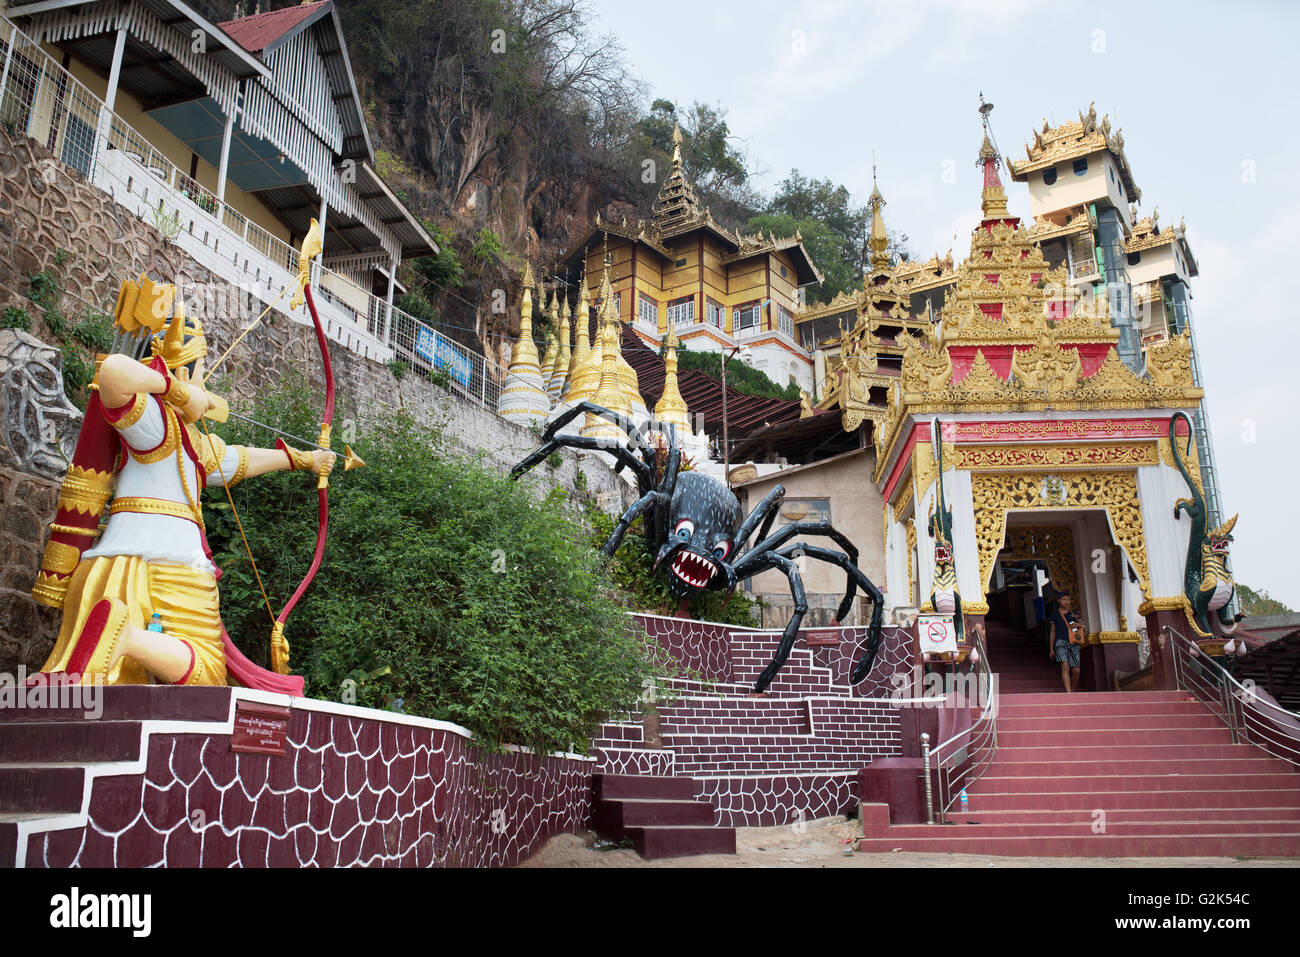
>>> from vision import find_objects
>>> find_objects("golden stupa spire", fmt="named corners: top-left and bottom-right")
top-left (496, 262), bottom-right (549, 423)
top-left (540, 288), bottom-right (561, 399)
top-left (554, 292), bottom-right (572, 399)
top-left (583, 276), bottom-right (630, 440)
top-left (867, 157), bottom-right (890, 274)
top-left (568, 270), bottom-right (590, 382)
top-left (654, 326), bottom-right (691, 433)
top-left (566, 262), bottom-right (608, 406)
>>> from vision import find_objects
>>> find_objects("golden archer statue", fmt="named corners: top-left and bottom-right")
top-left (32, 263), bottom-right (335, 687)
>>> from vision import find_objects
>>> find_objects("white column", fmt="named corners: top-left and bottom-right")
top-left (0, 23), bottom-right (15, 116)
top-left (384, 257), bottom-right (396, 343)
top-left (314, 198), bottom-right (328, 285)
top-left (215, 88), bottom-right (237, 204)
top-left (94, 24), bottom-right (127, 168)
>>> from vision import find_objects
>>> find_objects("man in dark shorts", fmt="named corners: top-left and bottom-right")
top-left (1049, 590), bottom-right (1083, 693)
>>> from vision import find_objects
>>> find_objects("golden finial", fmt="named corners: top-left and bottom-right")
top-left (654, 324), bottom-right (690, 432)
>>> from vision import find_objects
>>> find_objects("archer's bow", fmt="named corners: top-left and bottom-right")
top-left (270, 218), bottom-right (336, 674)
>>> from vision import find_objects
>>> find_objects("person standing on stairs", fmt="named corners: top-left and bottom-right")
top-left (1049, 590), bottom-right (1084, 693)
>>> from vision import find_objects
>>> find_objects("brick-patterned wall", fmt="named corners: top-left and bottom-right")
top-left (0, 124), bottom-right (636, 675)
top-left (592, 615), bottom-right (910, 826)
top-left (15, 687), bottom-right (591, 868)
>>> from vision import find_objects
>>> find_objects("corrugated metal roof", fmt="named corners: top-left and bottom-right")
top-left (216, 1), bottom-right (328, 54)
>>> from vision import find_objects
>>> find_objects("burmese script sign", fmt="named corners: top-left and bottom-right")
top-left (231, 700), bottom-right (292, 756)
top-left (952, 418), bottom-right (1168, 443)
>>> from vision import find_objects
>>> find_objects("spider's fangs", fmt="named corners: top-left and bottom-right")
top-left (671, 551), bottom-right (717, 588)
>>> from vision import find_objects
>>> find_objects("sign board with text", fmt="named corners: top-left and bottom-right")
top-left (231, 700), bottom-right (292, 756)
top-left (917, 613), bottom-right (958, 655)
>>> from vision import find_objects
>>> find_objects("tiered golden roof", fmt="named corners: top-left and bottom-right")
top-left (1008, 102), bottom-right (1140, 203)
top-left (870, 135), bottom-right (1202, 479)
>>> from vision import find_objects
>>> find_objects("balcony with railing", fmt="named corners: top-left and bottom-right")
top-left (0, 14), bottom-right (504, 411)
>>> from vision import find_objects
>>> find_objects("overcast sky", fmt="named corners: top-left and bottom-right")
top-left (588, 0), bottom-right (1300, 609)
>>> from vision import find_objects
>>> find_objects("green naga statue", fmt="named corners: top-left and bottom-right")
top-left (1170, 411), bottom-right (1239, 636)
top-left (928, 424), bottom-right (963, 643)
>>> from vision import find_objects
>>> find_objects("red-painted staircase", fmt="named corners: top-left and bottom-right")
top-left (592, 773), bottom-right (736, 859)
top-left (859, 691), bottom-right (1300, 857)
top-left (983, 620), bottom-right (1062, 693)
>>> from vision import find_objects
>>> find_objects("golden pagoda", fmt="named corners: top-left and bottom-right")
top-left (540, 290), bottom-right (561, 400)
top-left (653, 327), bottom-right (692, 434)
top-left (581, 287), bottom-right (630, 442)
top-left (554, 294), bottom-right (573, 399)
top-left (496, 262), bottom-right (550, 425)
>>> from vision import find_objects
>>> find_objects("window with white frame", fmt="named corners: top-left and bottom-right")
top-left (668, 295), bottom-right (695, 326)
top-left (638, 293), bottom-right (657, 327)
top-left (734, 301), bottom-right (762, 331)
top-left (777, 305), bottom-right (794, 338)
top-left (706, 297), bottom-right (724, 328)
top-left (612, 291), bottom-right (622, 317)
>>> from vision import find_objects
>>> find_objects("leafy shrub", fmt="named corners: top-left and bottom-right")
top-left (205, 379), bottom-right (658, 755)
top-left (72, 312), bottom-right (115, 352)
top-left (1, 306), bottom-right (31, 331)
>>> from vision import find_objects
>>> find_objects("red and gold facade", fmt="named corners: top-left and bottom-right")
top-left (874, 132), bottom-right (1215, 687)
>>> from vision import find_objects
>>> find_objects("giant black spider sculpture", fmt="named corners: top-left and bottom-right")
top-left (511, 402), bottom-right (884, 693)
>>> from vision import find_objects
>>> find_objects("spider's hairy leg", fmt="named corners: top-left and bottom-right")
top-left (745, 551), bottom-right (806, 694)
top-left (604, 491), bottom-right (669, 558)
top-left (774, 542), bottom-right (885, 683)
top-left (733, 484), bottom-right (786, 555)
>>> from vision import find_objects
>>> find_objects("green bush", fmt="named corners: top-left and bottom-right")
top-left (1, 306), bottom-right (31, 331)
top-left (676, 349), bottom-right (801, 401)
top-left (204, 380), bottom-right (658, 755)
top-left (72, 312), bottom-right (115, 352)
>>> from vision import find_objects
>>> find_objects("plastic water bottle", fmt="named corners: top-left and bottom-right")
top-left (147, 612), bottom-right (163, 633)
top-left (960, 788), bottom-right (969, 813)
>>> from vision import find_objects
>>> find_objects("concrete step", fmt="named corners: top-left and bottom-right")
top-left (972, 771), bottom-right (1300, 795)
top-left (593, 773), bottom-right (697, 802)
top-left (997, 714), bottom-right (1224, 733)
top-left (865, 818), bottom-right (1300, 839)
top-left (0, 767), bottom-right (85, 814)
top-left (593, 798), bottom-right (716, 837)
top-left (0, 721), bottom-right (142, 764)
top-left (995, 728), bottom-right (1237, 747)
top-left (985, 757), bottom-right (1288, 777)
top-left (626, 825), bottom-right (737, 860)
top-left (966, 787), bottom-right (1300, 812)
top-left (858, 832), bottom-right (1300, 857)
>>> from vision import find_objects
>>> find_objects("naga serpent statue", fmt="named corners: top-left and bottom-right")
top-left (927, 430), bottom-right (963, 643)
top-left (1170, 411), bottom-right (1239, 636)
top-left (511, 402), bottom-right (884, 693)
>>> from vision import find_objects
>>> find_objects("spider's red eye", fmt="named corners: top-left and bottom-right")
top-left (712, 540), bottom-right (731, 561)
top-left (675, 519), bottom-right (695, 540)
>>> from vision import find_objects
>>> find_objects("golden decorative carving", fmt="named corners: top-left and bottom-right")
top-left (905, 519), bottom-right (917, 608)
top-left (999, 526), bottom-right (1078, 607)
top-left (1096, 631), bottom-right (1141, 644)
top-left (912, 441), bottom-right (937, 501)
top-left (971, 470), bottom-right (1150, 603)
top-left (1144, 331), bottom-right (1195, 390)
top-left (40, 540), bottom-right (81, 576)
top-left (1010, 335), bottom-right (1082, 392)
top-left (950, 441), bottom-right (1157, 472)
top-left (59, 466), bottom-right (115, 516)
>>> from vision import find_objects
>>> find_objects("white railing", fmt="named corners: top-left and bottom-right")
top-left (926, 627), bottom-right (999, 824)
top-left (0, 15), bottom-right (504, 410)
top-left (1166, 626), bottom-right (1300, 768)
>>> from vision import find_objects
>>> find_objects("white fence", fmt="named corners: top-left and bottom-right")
top-left (0, 15), bottom-right (504, 409)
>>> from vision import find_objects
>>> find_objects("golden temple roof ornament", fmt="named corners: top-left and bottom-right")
top-left (867, 163), bottom-right (891, 274)
top-left (1009, 101), bottom-right (1141, 202)
top-left (540, 289), bottom-right (561, 400)
top-left (654, 327), bottom-right (691, 433)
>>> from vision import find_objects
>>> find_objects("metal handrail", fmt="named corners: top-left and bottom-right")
top-left (926, 626), bottom-right (999, 823)
top-left (1164, 625), bottom-right (1300, 767)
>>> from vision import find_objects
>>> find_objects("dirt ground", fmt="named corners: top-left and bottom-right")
top-left (518, 816), bottom-right (1300, 868)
